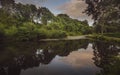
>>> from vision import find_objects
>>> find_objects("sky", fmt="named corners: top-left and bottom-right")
top-left (15, 0), bottom-right (94, 25)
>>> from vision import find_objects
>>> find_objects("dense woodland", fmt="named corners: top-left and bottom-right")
top-left (0, 0), bottom-right (92, 41)
top-left (85, 0), bottom-right (120, 34)
top-left (0, 0), bottom-right (119, 41)
top-left (0, 1), bottom-right (120, 75)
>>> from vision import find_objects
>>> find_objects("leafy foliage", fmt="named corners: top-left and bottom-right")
top-left (85, 0), bottom-right (120, 33)
top-left (0, 0), bottom-right (92, 41)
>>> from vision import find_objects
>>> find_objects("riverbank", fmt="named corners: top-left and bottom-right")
top-left (40, 36), bottom-right (87, 41)
top-left (87, 34), bottom-right (120, 43)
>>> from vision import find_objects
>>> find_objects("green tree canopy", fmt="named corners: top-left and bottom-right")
top-left (85, 0), bottom-right (120, 33)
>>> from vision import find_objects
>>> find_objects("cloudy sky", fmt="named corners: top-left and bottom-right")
top-left (15, 0), bottom-right (94, 25)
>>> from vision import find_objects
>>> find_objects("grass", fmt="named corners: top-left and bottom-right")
top-left (103, 33), bottom-right (120, 38)
top-left (87, 34), bottom-right (120, 43)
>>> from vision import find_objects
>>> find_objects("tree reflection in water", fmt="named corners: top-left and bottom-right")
top-left (0, 40), bottom-right (119, 75)
top-left (0, 39), bottom-right (89, 75)
top-left (92, 41), bottom-right (120, 75)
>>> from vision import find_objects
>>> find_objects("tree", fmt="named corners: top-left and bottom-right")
top-left (0, 0), bottom-right (15, 8)
top-left (81, 20), bottom-right (89, 26)
top-left (14, 3), bottom-right (37, 22)
top-left (40, 7), bottom-right (54, 25)
top-left (85, 0), bottom-right (120, 33)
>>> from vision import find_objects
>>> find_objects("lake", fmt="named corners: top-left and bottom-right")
top-left (0, 39), bottom-right (120, 75)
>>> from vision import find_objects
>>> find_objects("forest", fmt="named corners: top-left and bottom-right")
top-left (0, 0), bottom-right (120, 75)
top-left (0, 0), bottom-right (92, 41)
top-left (85, 0), bottom-right (120, 33)
top-left (0, 0), bottom-right (119, 41)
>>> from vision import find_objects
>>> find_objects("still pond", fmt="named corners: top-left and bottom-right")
top-left (0, 39), bottom-right (120, 75)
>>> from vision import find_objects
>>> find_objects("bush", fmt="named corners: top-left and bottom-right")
top-left (4, 26), bottom-right (18, 37)
top-left (0, 23), bottom-right (6, 39)
top-left (37, 28), bottom-right (67, 39)
top-left (66, 32), bottom-right (82, 36)
top-left (16, 22), bottom-right (38, 41)
top-left (37, 28), bottom-right (48, 39)
top-left (49, 30), bottom-right (67, 38)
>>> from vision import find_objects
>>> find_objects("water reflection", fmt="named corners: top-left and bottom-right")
top-left (0, 40), bottom-right (120, 75)
top-left (92, 41), bottom-right (120, 75)
top-left (0, 40), bottom-right (89, 75)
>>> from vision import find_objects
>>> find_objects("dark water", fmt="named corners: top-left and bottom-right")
top-left (0, 39), bottom-right (120, 75)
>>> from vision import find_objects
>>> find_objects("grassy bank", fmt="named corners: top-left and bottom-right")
top-left (103, 33), bottom-right (120, 38)
top-left (87, 34), bottom-right (120, 43)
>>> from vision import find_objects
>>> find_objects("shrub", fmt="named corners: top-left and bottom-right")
top-left (37, 28), bottom-right (48, 39)
top-left (16, 22), bottom-right (38, 41)
top-left (49, 30), bottom-right (67, 38)
top-left (4, 26), bottom-right (18, 37)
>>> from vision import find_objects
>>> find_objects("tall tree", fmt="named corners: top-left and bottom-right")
top-left (85, 0), bottom-right (120, 33)
top-left (0, 0), bottom-right (15, 7)
top-left (40, 7), bottom-right (54, 25)
top-left (14, 3), bottom-right (37, 22)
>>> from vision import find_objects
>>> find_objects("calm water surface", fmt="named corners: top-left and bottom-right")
top-left (0, 39), bottom-right (120, 75)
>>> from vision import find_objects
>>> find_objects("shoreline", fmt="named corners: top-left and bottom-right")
top-left (39, 36), bottom-right (87, 41)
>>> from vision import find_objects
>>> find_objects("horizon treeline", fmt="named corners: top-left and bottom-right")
top-left (0, 0), bottom-right (92, 41)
